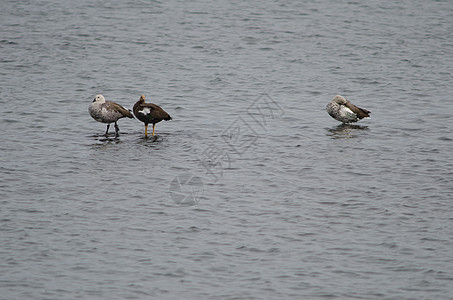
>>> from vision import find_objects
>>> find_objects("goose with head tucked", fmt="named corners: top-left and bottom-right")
top-left (89, 94), bottom-right (133, 137)
top-left (326, 95), bottom-right (370, 124)
top-left (133, 95), bottom-right (172, 137)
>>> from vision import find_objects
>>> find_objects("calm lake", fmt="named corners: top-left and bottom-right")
top-left (1, 0), bottom-right (453, 299)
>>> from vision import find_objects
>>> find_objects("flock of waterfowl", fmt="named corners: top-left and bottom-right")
top-left (88, 94), bottom-right (370, 138)
top-left (89, 94), bottom-right (172, 138)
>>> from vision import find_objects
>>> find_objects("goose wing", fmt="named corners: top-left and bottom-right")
top-left (140, 102), bottom-right (171, 120)
top-left (345, 101), bottom-right (370, 119)
top-left (105, 101), bottom-right (133, 118)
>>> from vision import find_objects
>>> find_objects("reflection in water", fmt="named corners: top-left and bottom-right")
top-left (137, 135), bottom-right (161, 149)
top-left (90, 136), bottom-right (122, 150)
top-left (144, 135), bottom-right (159, 143)
top-left (327, 123), bottom-right (369, 139)
top-left (90, 133), bottom-right (160, 150)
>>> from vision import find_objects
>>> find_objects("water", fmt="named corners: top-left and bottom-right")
top-left (1, 0), bottom-right (453, 299)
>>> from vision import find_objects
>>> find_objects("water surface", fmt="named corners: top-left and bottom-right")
top-left (1, 0), bottom-right (453, 299)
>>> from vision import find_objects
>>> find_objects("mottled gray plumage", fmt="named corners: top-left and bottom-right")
top-left (326, 95), bottom-right (370, 124)
top-left (89, 94), bottom-right (133, 137)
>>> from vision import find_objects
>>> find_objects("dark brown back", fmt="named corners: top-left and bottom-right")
top-left (345, 101), bottom-right (370, 119)
top-left (142, 102), bottom-right (171, 120)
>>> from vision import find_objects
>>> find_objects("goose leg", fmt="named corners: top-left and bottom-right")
top-left (145, 125), bottom-right (148, 137)
top-left (104, 124), bottom-right (110, 136)
top-left (114, 121), bottom-right (120, 138)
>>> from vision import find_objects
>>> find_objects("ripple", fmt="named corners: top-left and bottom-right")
top-left (1, 1), bottom-right (453, 299)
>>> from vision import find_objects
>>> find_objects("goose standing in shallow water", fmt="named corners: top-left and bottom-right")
top-left (133, 95), bottom-right (172, 137)
top-left (326, 95), bottom-right (370, 124)
top-left (89, 94), bottom-right (134, 138)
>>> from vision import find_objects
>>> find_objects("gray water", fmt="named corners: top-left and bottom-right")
top-left (1, 0), bottom-right (453, 299)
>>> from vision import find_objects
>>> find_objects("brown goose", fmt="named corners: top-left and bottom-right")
top-left (326, 95), bottom-right (370, 124)
top-left (88, 94), bottom-right (133, 137)
top-left (133, 95), bottom-right (172, 137)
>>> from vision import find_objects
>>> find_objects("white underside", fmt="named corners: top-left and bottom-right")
top-left (339, 106), bottom-right (354, 117)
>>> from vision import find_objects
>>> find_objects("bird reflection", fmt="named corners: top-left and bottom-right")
top-left (327, 123), bottom-right (369, 139)
top-left (90, 137), bottom-right (122, 151)
top-left (141, 135), bottom-right (159, 143)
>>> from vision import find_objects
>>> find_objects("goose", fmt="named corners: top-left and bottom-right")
top-left (326, 95), bottom-right (370, 123)
top-left (89, 94), bottom-right (133, 137)
top-left (133, 95), bottom-right (172, 137)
